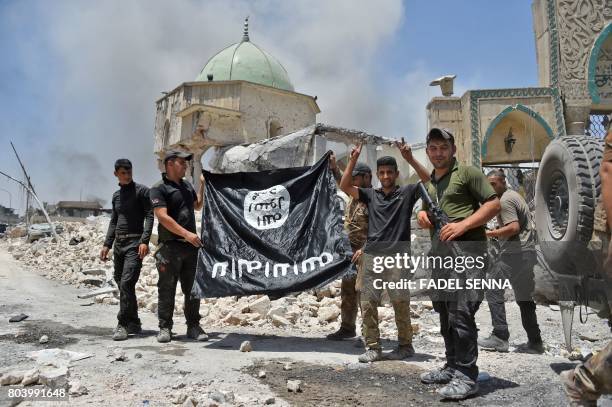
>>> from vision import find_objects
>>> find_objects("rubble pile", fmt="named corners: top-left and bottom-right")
top-left (1, 216), bottom-right (430, 337)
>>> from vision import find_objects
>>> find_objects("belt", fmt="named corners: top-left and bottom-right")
top-left (160, 239), bottom-right (189, 244)
top-left (115, 233), bottom-right (142, 240)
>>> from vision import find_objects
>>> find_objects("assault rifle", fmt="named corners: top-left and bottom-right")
top-left (417, 181), bottom-right (465, 258)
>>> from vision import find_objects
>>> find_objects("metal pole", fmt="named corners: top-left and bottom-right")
top-left (0, 170), bottom-right (59, 240)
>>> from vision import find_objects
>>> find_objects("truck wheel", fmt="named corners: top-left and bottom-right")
top-left (535, 135), bottom-right (603, 274)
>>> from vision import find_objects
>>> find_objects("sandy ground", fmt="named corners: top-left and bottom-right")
top-left (0, 247), bottom-right (611, 407)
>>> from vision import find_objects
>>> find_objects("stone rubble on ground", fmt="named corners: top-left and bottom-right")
top-left (239, 340), bottom-right (252, 352)
top-left (107, 347), bottom-right (128, 362)
top-left (0, 216), bottom-right (435, 341)
top-left (69, 379), bottom-right (89, 396)
top-left (286, 379), bottom-right (302, 393)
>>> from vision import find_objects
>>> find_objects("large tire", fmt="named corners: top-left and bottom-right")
top-left (535, 135), bottom-right (603, 274)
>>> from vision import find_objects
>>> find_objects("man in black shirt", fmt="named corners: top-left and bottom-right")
top-left (101, 159), bottom-right (154, 341)
top-left (340, 140), bottom-right (430, 363)
top-left (150, 150), bottom-right (206, 343)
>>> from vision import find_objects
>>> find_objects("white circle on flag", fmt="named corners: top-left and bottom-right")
top-left (244, 185), bottom-right (290, 230)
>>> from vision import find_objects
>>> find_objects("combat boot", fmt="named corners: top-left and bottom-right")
top-left (127, 322), bottom-right (142, 335)
top-left (478, 334), bottom-right (509, 352)
top-left (420, 364), bottom-right (455, 384)
top-left (358, 348), bottom-right (383, 363)
top-left (157, 327), bottom-right (172, 343)
top-left (112, 325), bottom-right (128, 341)
top-left (186, 325), bottom-right (209, 341)
top-left (326, 327), bottom-right (356, 341)
top-left (437, 370), bottom-right (479, 400)
top-left (515, 340), bottom-right (545, 354)
top-left (386, 344), bottom-right (415, 360)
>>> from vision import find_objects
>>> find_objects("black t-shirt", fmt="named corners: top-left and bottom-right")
top-left (150, 174), bottom-right (197, 243)
top-left (358, 184), bottom-right (419, 254)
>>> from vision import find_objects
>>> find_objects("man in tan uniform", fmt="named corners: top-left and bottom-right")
top-left (328, 155), bottom-right (371, 340)
top-left (561, 120), bottom-right (612, 406)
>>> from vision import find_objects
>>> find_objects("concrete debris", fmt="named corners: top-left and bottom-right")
top-left (38, 365), bottom-right (69, 389)
top-left (28, 348), bottom-right (93, 367)
top-left (1, 371), bottom-right (24, 386)
top-left (182, 396), bottom-right (198, 407)
top-left (317, 305), bottom-right (341, 323)
top-left (271, 314), bottom-right (291, 327)
top-left (21, 368), bottom-right (40, 386)
top-left (107, 347), bottom-right (128, 362)
top-left (39, 335), bottom-right (49, 344)
top-left (257, 370), bottom-right (266, 378)
top-left (69, 380), bottom-right (88, 396)
top-left (239, 341), bottom-right (252, 352)
top-left (209, 125), bottom-right (316, 173)
top-left (78, 286), bottom-right (118, 299)
top-left (248, 296), bottom-right (271, 317)
top-left (199, 399), bottom-right (219, 407)
top-left (209, 390), bottom-right (235, 404)
top-left (173, 393), bottom-right (188, 405)
top-left (287, 379), bottom-right (302, 392)
top-left (9, 313), bottom-right (28, 322)
top-left (69, 236), bottom-right (86, 246)
top-left (1, 216), bottom-right (428, 338)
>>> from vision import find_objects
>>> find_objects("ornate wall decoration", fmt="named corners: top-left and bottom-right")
top-left (556, 0), bottom-right (607, 82)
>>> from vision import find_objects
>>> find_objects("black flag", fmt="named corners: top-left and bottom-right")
top-left (192, 152), bottom-right (352, 299)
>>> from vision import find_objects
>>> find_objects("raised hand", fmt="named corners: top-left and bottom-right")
top-left (350, 143), bottom-right (363, 162)
top-left (395, 137), bottom-right (413, 162)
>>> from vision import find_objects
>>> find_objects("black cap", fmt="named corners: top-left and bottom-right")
top-left (352, 162), bottom-right (372, 176)
top-left (426, 128), bottom-right (455, 144)
top-left (163, 150), bottom-right (193, 163)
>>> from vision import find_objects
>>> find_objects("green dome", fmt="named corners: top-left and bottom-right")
top-left (195, 20), bottom-right (294, 91)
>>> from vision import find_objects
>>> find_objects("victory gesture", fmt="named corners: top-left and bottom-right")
top-left (350, 142), bottom-right (363, 162)
top-left (395, 137), bottom-right (413, 162)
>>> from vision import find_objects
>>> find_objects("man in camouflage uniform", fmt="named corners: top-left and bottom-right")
top-left (328, 155), bottom-right (371, 340)
top-left (560, 119), bottom-right (612, 406)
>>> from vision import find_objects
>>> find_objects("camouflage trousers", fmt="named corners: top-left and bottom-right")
top-left (339, 272), bottom-right (360, 332)
top-left (561, 341), bottom-right (612, 406)
top-left (360, 252), bottom-right (413, 350)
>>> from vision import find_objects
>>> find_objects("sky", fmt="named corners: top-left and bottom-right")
top-left (0, 0), bottom-right (538, 211)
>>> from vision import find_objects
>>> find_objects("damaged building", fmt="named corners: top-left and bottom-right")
top-left (153, 18), bottom-right (431, 187)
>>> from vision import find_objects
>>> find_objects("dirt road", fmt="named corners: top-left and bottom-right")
top-left (0, 248), bottom-right (611, 406)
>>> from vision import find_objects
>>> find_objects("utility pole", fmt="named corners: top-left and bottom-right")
top-left (6, 142), bottom-right (59, 240)
top-left (11, 142), bottom-right (36, 229)
top-left (0, 170), bottom-right (59, 239)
